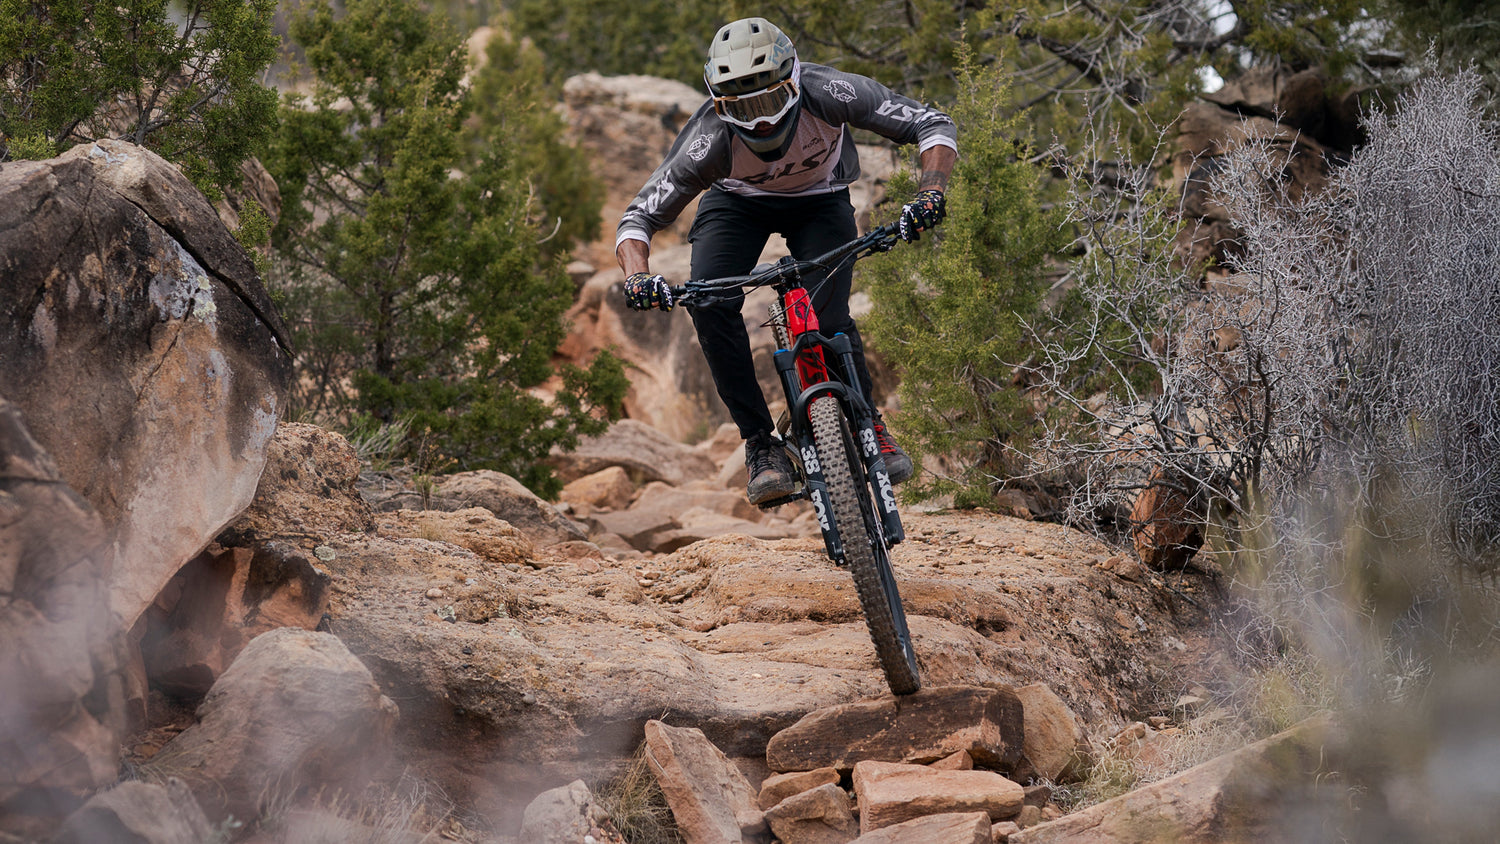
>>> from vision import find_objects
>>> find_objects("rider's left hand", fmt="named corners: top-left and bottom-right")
top-left (898, 189), bottom-right (946, 242)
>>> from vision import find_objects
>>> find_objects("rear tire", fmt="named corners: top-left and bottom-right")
top-left (809, 395), bottom-right (920, 695)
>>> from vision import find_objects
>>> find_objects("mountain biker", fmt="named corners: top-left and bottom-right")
top-left (618, 16), bottom-right (957, 505)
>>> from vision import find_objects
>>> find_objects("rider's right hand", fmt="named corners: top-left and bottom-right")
top-left (624, 272), bottom-right (674, 311)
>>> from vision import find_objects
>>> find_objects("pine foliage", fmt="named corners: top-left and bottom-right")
top-left (0, 0), bottom-right (279, 193)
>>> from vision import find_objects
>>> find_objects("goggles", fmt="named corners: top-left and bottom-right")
top-left (711, 76), bottom-right (800, 130)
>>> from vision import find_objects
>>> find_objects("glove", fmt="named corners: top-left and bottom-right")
top-left (898, 189), bottom-right (947, 242)
top-left (624, 272), bottom-right (674, 311)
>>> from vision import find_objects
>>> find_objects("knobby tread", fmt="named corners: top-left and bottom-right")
top-left (808, 396), bottom-right (920, 695)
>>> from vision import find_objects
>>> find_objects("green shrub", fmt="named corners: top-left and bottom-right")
top-left (862, 51), bottom-right (1065, 506)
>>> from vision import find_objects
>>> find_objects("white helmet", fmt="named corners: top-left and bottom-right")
top-left (704, 18), bottom-right (801, 161)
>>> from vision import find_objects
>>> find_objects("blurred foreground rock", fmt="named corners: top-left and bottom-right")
top-left (0, 402), bottom-right (120, 829)
top-left (141, 628), bottom-right (398, 822)
top-left (54, 779), bottom-right (211, 844)
top-left (1010, 714), bottom-right (1341, 844)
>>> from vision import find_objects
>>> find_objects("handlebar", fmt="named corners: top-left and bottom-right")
top-left (669, 222), bottom-right (902, 305)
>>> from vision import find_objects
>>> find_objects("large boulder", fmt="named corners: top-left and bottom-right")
top-left (141, 628), bottom-right (398, 822)
top-left (0, 140), bottom-right (293, 630)
top-left (0, 401), bottom-right (122, 830)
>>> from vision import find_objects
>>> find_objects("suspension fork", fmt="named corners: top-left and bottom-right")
top-left (825, 333), bottom-right (905, 546)
top-left (774, 348), bottom-right (845, 563)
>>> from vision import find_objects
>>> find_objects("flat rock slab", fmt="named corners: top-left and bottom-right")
top-left (644, 720), bottom-right (765, 843)
top-left (849, 811), bottom-right (992, 844)
top-left (852, 761), bottom-right (1023, 834)
top-left (312, 507), bottom-right (1223, 829)
top-left (767, 685), bottom-right (1025, 773)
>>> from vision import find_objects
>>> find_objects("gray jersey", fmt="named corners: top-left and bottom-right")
top-left (616, 63), bottom-right (958, 249)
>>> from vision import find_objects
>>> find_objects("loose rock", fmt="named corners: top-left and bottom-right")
top-left (643, 720), bottom-right (766, 843)
top-left (762, 782), bottom-right (859, 844)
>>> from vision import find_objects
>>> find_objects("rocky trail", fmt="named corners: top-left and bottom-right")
top-left (101, 419), bottom-right (1237, 842)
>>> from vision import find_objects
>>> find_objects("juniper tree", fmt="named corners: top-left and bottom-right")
top-left (267, 0), bottom-right (625, 496)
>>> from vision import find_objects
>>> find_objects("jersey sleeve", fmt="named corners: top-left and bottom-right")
top-left (801, 64), bottom-right (957, 155)
top-left (615, 103), bottom-right (731, 249)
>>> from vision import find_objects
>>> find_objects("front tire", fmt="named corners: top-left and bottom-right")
top-left (809, 395), bottom-right (920, 695)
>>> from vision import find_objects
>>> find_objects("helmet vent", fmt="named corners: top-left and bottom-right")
top-left (753, 55), bottom-right (765, 65)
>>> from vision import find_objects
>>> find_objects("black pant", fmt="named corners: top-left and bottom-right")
top-left (687, 187), bottom-right (877, 439)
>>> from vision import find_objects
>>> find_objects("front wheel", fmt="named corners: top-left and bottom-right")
top-left (808, 395), bottom-right (920, 695)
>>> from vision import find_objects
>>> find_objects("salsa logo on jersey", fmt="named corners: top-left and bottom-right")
top-left (823, 79), bottom-right (857, 103)
top-left (876, 99), bottom-right (930, 122)
top-left (686, 134), bottom-right (713, 161)
top-left (642, 178), bottom-right (675, 216)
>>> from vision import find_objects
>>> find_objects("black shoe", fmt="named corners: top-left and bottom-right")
top-left (873, 421), bottom-right (913, 484)
top-left (745, 432), bottom-right (797, 505)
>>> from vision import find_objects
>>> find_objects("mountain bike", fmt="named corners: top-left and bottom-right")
top-left (670, 222), bottom-right (920, 695)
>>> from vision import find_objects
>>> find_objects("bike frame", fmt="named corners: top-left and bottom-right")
top-left (673, 223), bottom-right (907, 563)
